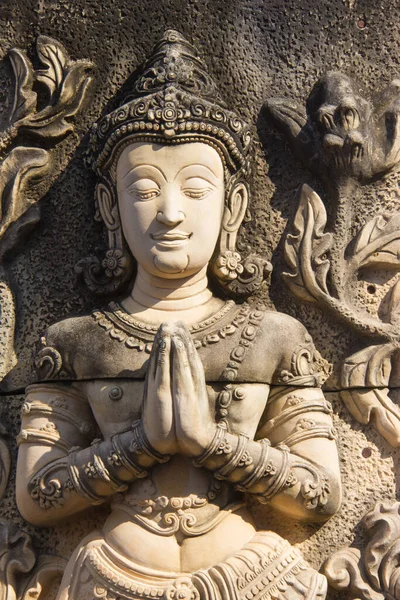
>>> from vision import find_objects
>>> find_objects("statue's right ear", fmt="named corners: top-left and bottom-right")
top-left (95, 180), bottom-right (121, 231)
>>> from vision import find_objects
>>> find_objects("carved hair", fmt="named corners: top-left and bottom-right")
top-left (77, 30), bottom-right (271, 297)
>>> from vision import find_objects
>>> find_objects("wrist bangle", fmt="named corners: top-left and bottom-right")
top-left (67, 452), bottom-right (104, 504)
top-left (129, 420), bottom-right (170, 463)
top-left (235, 438), bottom-right (271, 492)
top-left (215, 432), bottom-right (250, 480)
top-left (193, 422), bottom-right (227, 467)
top-left (92, 442), bottom-right (128, 492)
top-left (257, 445), bottom-right (295, 504)
top-left (110, 432), bottom-right (148, 479)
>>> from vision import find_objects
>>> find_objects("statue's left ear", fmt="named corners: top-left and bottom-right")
top-left (96, 181), bottom-right (121, 232)
top-left (221, 182), bottom-right (248, 250)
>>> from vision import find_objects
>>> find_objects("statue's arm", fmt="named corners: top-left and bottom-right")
top-left (194, 386), bottom-right (341, 523)
top-left (16, 383), bottom-right (168, 527)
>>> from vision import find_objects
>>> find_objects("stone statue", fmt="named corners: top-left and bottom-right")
top-left (15, 31), bottom-right (341, 600)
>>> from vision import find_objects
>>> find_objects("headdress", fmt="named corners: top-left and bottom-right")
top-left (78, 31), bottom-right (271, 297)
top-left (88, 30), bottom-right (251, 180)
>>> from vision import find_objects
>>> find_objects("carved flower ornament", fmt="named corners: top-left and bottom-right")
top-left (165, 578), bottom-right (200, 600)
top-left (101, 249), bottom-right (128, 278)
top-left (216, 251), bottom-right (244, 280)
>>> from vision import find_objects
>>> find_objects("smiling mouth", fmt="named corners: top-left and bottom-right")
top-left (151, 231), bottom-right (192, 246)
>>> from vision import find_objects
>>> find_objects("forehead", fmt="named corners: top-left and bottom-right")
top-left (116, 142), bottom-right (224, 178)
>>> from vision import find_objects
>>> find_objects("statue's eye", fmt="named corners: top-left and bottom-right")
top-left (127, 179), bottom-right (160, 200)
top-left (182, 177), bottom-right (213, 200)
top-left (183, 188), bottom-right (212, 199)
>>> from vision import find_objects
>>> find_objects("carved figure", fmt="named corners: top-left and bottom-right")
top-left (16, 31), bottom-right (341, 600)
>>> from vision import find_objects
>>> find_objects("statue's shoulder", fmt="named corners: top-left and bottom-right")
top-left (34, 312), bottom-right (104, 381)
top-left (34, 305), bottom-right (152, 381)
top-left (227, 305), bottom-right (325, 386)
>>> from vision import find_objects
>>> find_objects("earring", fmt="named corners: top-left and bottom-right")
top-left (102, 247), bottom-right (129, 279)
top-left (214, 250), bottom-right (244, 281)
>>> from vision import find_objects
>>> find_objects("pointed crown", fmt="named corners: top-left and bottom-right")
top-left (89, 30), bottom-right (251, 178)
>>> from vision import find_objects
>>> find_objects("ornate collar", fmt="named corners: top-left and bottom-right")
top-left (91, 300), bottom-right (248, 353)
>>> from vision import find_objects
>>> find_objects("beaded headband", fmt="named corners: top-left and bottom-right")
top-left (89, 30), bottom-right (252, 177)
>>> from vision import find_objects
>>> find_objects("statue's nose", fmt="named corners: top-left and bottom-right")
top-left (156, 188), bottom-right (185, 226)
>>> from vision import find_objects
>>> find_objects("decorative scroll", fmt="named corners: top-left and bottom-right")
top-left (0, 519), bottom-right (66, 600)
top-left (324, 501), bottom-right (400, 600)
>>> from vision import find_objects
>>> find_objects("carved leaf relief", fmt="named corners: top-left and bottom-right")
top-left (8, 50), bottom-right (36, 125)
top-left (36, 36), bottom-right (68, 97)
top-left (283, 183), bottom-right (332, 303)
top-left (340, 345), bottom-right (400, 447)
top-left (351, 214), bottom-right (400, 270)
top-left (0, 520), bottom-right (66, 600)
top-left (10, 36), bottom-right (94, 139)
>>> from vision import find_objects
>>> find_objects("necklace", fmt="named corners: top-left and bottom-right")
top-left (91, 300), bottom-right (245, 353)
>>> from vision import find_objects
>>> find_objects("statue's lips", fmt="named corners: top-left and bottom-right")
top-left (151, 231), bottom-right (191, 247)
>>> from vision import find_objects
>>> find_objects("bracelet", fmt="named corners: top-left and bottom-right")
top-left (192, 422), bottom-right (228, 467)
top-left (109, 433), bottom-right (148, 479)
top-left (214, 433), bottom-right (250, 480)
top-left (67, 452), bottom-right (104, 504)
top-left (129, 420), bottom-right (170, 463)
top-left (257, 445), bottom-right (295, 504)
top-left (92, 442), bottom-right (128, 492)
top-left (235, 439), bottom-right (271, 492)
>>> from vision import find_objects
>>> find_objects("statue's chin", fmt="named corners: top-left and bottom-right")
top-left (153, 253), bottom-right (189, 275)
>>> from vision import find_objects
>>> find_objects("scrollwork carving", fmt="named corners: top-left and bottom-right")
top-left (0, 519), bottom-right (66, 600)
top-left (323, 501), bottom-right (400, 600)
top-left (0, 36), bottom-right (93, 387)
top-left (281, 183), bottom-right (400, 446)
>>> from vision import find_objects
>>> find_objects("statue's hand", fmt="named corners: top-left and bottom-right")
top-left (142, 323), bottom-right (178, 456)
top-left (171, 323), bottom-right (216, 457)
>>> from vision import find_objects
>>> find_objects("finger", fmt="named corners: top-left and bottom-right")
top-left (171, 335), bottom-right (193, 406)
top-left (144, 323), bottom-right (171, 399)
top-left (174, 321), bottom-right (196, 356)
top-left (174, 322), bottom-right (204, 391)
top-left (154, 334), bottom-right (171, 394)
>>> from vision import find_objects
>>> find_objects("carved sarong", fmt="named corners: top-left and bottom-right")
top-left (57, 531), bottom-right (327, 600)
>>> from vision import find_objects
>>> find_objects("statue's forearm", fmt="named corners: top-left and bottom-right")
top-left (17, 421), bottom-right (169, 526)
top-left (193, 424), bottom-right (341, 520)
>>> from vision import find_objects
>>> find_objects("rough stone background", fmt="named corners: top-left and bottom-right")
top-left (0, 1), bottom-right (399, 598)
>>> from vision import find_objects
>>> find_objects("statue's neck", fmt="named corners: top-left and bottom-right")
top-left (121, 267), bottom-right (224, 326)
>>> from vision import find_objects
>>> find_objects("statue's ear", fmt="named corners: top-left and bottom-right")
top-left (96, 181), bottom-right (120, 231)
top-left (220, 182), bottom-right (248, 251)
top-left (222, 182), bottom-right (248, 233)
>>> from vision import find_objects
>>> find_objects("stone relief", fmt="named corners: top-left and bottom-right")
top-left (0, 519), bottom-right (66, 600)
top-left (14, 31), bottom-right (342, 600)
top-left (324, 501), bottom-right (400, 600)
top-left (0, 35), bottom-right (93, 380)
top-left (0, 34), bottom-right (93, 551)
top-left (266, 72), bottom-right (400, 448)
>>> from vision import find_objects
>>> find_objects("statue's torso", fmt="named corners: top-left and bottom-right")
top-left (33, 300), bottom-right (323, 571)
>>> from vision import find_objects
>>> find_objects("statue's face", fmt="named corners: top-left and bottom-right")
top-left (116, 142), bottom-right (225, 278)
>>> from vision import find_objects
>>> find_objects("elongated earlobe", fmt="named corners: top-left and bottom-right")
top-left (220, 182), bottom-right (248, 254)
top-left (96, 181), bottom-right (121, 232)
top-left (222, 183), bottom-right (248, 235)
top-left (211, 181), bottom-right (271, 294)
top-left (75, 179), bottom-right (133, 294)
